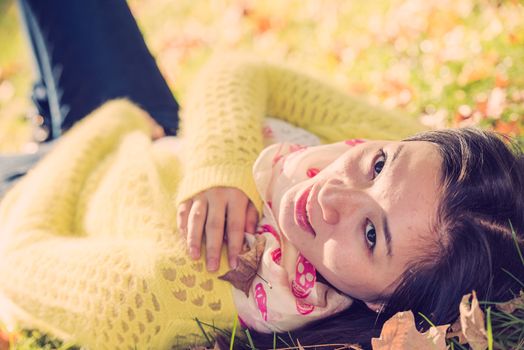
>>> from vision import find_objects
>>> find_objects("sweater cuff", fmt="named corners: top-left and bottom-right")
top-left (176, 164), bottom-right (263, 216)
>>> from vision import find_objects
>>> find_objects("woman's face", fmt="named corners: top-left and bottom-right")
top-left (271, 140), bottom-right (442, 308)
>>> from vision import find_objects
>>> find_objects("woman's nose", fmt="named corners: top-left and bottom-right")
top-left (318, 178), bottom-right (367, 225)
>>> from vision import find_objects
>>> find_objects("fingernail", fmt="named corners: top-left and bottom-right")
top-left (190, 247), bottom-right (200, 259)
top-left (229, 258), bottom-right (238, 269)
top-left (207, 258), bottom-right (218, 271)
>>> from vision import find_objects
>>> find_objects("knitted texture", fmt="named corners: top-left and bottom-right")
top-left (0, 100), bottom-right (236, 350)
top-left (0, 55), bottom-right (425, 349)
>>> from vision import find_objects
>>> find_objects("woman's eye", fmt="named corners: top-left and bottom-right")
top-left (365, 221), bottom-right (377, 250)
top-left (373, 150), bottom-right (386, 178)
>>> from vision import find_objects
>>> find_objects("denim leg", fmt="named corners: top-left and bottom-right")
top-left (17, 0), bottom-right (180, 140)
top-left (2, 1), bottom-right (180, 197)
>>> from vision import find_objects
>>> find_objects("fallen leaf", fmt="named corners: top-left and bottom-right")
top-left (494, 120), bottom-right (520, 136)
top-left (0, 330), bottom-right (10, 350)
top-left (486, 87), bottom-right (506, 118)
top-left (347, 345), bottom-right (364, 350)
top-left (446, 317), bottom-right (467, 344)
top-left (496, 290), bottom-right (524, 314)
top-left (371, 310), bottom-right (449, 350)
top-left (459, 291), bottom-right (488, 350)
top-left (218, 235), bottom-right (266, 297)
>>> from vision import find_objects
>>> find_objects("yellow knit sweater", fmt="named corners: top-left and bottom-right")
top-left (0, 55), bottom-right (424, 350)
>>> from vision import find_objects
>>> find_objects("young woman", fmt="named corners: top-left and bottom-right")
top-left (1, 53), bottom-right (523, 349)
top-left (173, 56), bottom-right (524, 348)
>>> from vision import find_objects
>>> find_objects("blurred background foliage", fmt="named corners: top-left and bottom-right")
top-left (0, 0), bottom-right (522, 153)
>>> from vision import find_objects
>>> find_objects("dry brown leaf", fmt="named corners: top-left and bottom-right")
top-left (446, 317), bottom-right (468, 344)
top-left (0, 331), bottom-right (9, 350)
top-left (348, 345), bottom-right (364, 350)
top-left (459, 291), bottom-right (488, 350)
top-left (496, 290), bottom-right (524, 314)
top-left (371, 310), bottom-right (449, 350)
top-left (218, 235), bottom-right (266, 297)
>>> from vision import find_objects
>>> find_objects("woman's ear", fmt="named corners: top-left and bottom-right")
top-left (364, 300), bottom-right (386, 313)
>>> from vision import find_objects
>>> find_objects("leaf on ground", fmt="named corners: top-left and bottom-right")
top-left (495, 290), bottom-right (524, 314)
top-left (371, 310), bottom-right (449, 350)
top-left (459, 291), bottom-right (488, 350)
top-left (218, 235), bottom-right (266, 297)
top-left (0, 331), bottom-right (9, 350)
top-left (446, 317), bottom-right (468, 344)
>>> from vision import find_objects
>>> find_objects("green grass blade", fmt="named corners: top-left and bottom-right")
top-left (230, 316), bottom-right (238, 350)
top-left (245, 328), bottom-right (256, 350)
top-left (501, 268), bottom-right (524, 288)
top-left (195, 317), bottom-right (213, 347)
top-left (486, 307), bottom-right (493, 350)
top-left (509, 220), bottom-right (524, 267)
top-left (287, 331), bottom-right (296, 348)
top-left (417, 311), bottom-right (437, 328)
top-left (277, 335), bottom-right (291, 348)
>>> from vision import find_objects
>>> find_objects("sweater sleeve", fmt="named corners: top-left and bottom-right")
top-left (0, 99), bottom-right (237, 350)
top-left (0, 99), bottom-right (152, 245)
top-left (176, 54), bottom-right (426, 211)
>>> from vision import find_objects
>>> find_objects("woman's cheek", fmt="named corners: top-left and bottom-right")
top-left (325, 240), bottom-right (354, 275)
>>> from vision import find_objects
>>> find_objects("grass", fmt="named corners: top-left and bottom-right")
top-left (0, 0), bottom-right (523, 153)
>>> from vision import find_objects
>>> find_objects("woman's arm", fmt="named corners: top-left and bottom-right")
top-left (0, 100), bottom-right (203, 349)
top-left (176, 54), bottom-right (426, 273)
top-left (177, 54), bottom-right (425, 209)
top-left (0, 99), bottom-right (153, 244)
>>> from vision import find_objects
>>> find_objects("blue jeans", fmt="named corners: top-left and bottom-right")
top-left (1, 0), bottom-right (180, 199)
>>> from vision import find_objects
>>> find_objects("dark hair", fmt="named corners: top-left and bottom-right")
top-left (243, 128), bottom-right (524, 349)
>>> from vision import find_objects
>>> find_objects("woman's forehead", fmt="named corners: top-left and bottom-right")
top-left (380, 141), bottom-right (442, 261)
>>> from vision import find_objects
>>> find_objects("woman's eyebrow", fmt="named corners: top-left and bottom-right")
top-left (383, 144), bottom-right (405, 258)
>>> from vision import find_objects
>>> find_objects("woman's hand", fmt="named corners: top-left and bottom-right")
top-left (177, 187), bottom-right (259, 272)
top-left (142, 113), bottom-right (165, 140)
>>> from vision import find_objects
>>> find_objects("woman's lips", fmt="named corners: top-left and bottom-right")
top-left (295, 186), bottom-right (316, 236)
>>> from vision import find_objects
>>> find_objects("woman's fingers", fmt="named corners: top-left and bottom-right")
top-left (179, 187), bottom-right (256, 272)
top-left (245, 201), bottom-right (259, 234)
top-left (204, 194), bottom-right (226, 271)
top-left (177, 199), bottom-right (192, 238)
top-left (226, 194), bottom-right (249, 269)
top-left (187, 196), bottom-right (208, 260)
